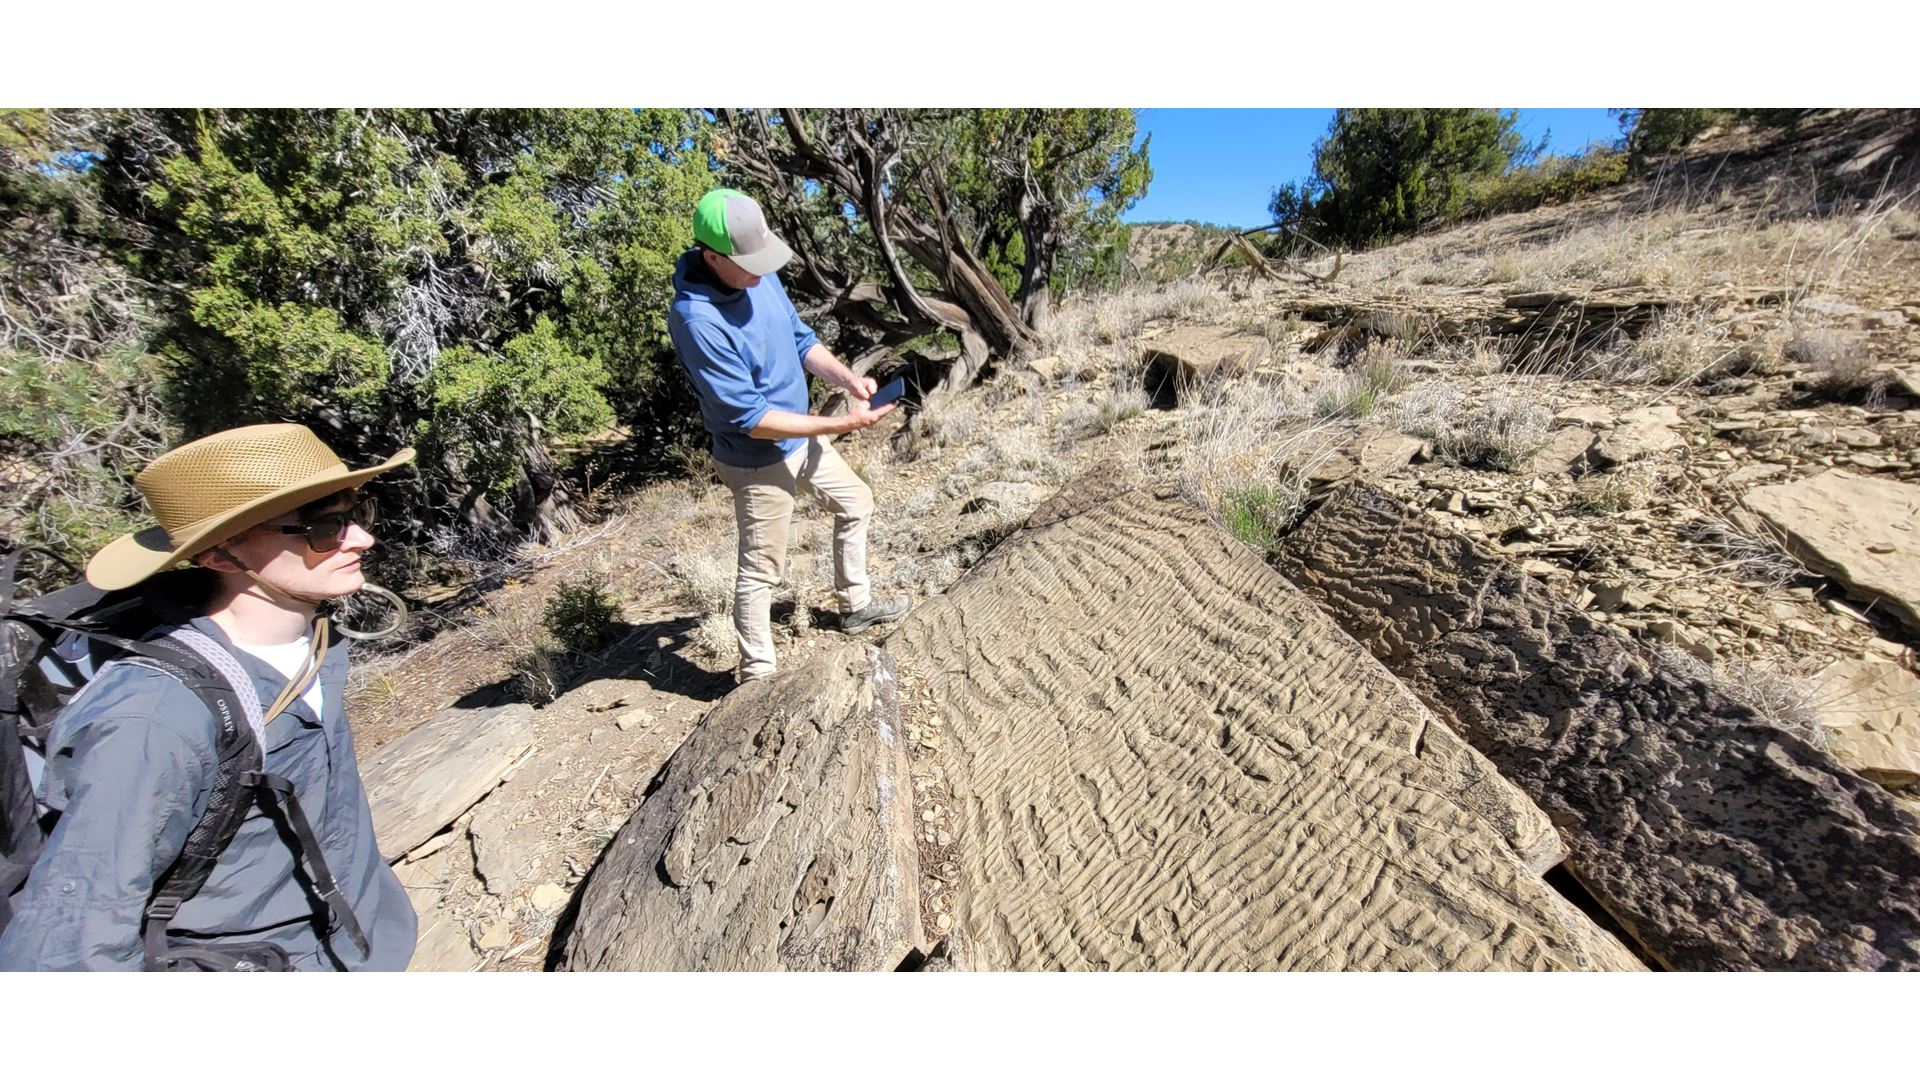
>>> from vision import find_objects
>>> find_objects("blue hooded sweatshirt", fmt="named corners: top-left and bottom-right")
top-left (667, 249), bottom-right (820, 468)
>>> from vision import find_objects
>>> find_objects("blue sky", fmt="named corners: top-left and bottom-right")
top-left (1122, 108), bottom-right (1623, 228)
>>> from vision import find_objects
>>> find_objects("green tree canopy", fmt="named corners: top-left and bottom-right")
top-left (89, 108), bottom-right (710, 544)
top-left (1271, 109), bottom-right (1535, 249)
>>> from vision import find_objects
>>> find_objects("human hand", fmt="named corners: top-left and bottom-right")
top-left (839, 398), bottom-right (898, 432)
top-left (849, 376), bottom-right (879, 401)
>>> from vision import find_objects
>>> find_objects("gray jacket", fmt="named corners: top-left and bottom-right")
top-left (0, 616), bottom-right (416, 970)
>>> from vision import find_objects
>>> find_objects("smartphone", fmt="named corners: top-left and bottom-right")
top-left (869, 376), bottom-right (907, 408)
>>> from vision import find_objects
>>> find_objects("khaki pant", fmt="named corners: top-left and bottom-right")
top-left (713, 437), bottom-right (874, 680)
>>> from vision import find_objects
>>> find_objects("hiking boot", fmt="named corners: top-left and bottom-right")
top-left (841, 595), bottom-right (911, 633)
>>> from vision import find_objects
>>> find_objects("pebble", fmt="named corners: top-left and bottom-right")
top-left (1593, 583), bottom-right (1654, 612)
top-left (616, 708), bottom-right (653, 732)
top-left (1826, 599), bottom-right (1874, 626)
top-left (476, 919), bottom-right (512, 951)
top-left (935, 913), bottom-right (954, 932)
top-left (1867, 638), bottom-right (1907, 658)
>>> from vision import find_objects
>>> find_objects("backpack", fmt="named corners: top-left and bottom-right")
top-left (0, 547), bottom-right (369, 971)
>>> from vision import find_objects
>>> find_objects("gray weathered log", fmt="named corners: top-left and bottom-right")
top-left (1274, 482), bottom-right (1920, 970)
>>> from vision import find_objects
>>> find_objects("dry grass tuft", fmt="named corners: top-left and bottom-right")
top-left (1395, 383), bottom-right (1552, 471)
top-left (1653, 644), bottom-right (1826, 749)
top-left (1312, 347), bottom-right (1407, 421)
top-left (1571, 466), bottom-right (1661, 515)
top-left (469, 591), bottom-right (565, 705)
top-left (666, 543), bottom-right (735, 617)
top-left (1180, 375), bottom-right (1340, 553)
top-left (955, 425), bottom-right (1072, 486)
top-left (1043, 280), bottom-right (1228, 376)
top-left (1623, 311), bottom-right (1735, 385)
top-left (917, 399), bottom-right (982, 449)
top-left (1786, 326), bottom-right (1890, 405)
top-left (1057, 382), bottom-right (1149, 441)
top-left (688, 611), bottom-right (737, 665)
top-left (1682, 511), bottom-right (1808, 587)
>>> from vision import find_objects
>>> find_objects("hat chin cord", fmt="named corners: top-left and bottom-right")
top-left (242, 568), bottom-right (333, 610)
top-left (243, 569), bottom-right (406, 641)
top-left (218, 550), bottom-right (405, 640)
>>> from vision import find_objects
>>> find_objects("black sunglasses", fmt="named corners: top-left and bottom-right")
top-left (263, 499), bottom-right (378, 553)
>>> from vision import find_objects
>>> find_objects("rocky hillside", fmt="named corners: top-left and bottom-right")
top-left (1125, 220), bottom-right (1237, 281)
top-left (348, 112), bottom-right (1920, 970)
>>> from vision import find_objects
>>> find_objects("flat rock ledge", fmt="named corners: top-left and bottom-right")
top-left (1744, 470), bottom-right (1920, 637)
top-left (1275, 482), bottom-right (1920, 971)
top-left (362, 703), bottom-right (536, 862)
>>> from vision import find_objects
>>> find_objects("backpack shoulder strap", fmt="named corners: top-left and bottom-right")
top-left (122, 627), bottom-right (367, 969)
top-left (99, 633), bottom-right (263, 970)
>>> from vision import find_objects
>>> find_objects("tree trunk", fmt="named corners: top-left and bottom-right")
top-left (1013, 184), bottom-right (1060, 335)
top-left (516, 415), bottom-right (579, 544)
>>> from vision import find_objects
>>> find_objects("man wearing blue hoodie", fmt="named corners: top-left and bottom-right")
top-left (668, 189), bottom-right (911, 682)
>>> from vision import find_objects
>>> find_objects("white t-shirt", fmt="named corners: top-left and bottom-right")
top-left (235, 637), bottom-right (325, 720)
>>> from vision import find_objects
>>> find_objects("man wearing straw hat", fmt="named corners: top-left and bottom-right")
top-left (0, 424), bottom-right (418, 970)
top-left (670, 188), bottom-right (913, 683)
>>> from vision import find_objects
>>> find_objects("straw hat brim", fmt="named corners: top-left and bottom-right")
top-left (86, 447), bottom-right (417, 592)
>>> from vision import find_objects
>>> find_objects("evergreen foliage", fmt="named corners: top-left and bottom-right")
top-left (89, 108), bottom-right (712, 546)
top-left (1268, 110), bottom-right (1634, 253)
top-left (938, 109), bottom-right (1152, 299)
top-left (1295, 109), bottom-right (1532, 248)
top-left (0, 109), bottom-right (171, 569)
top-left (1614, 108), bottom-right (1809, 169)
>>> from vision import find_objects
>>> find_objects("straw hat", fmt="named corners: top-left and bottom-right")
top-left (86, 424), bottom-right (415, 592)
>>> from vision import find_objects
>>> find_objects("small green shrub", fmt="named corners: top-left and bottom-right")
top-left (1221, 484), bottom-right (1304, 553)
top-left (542, 574), bottom-right (622, 654)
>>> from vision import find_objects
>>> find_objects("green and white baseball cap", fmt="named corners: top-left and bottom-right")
top-left (692, 188), bottom-right (794, 276)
